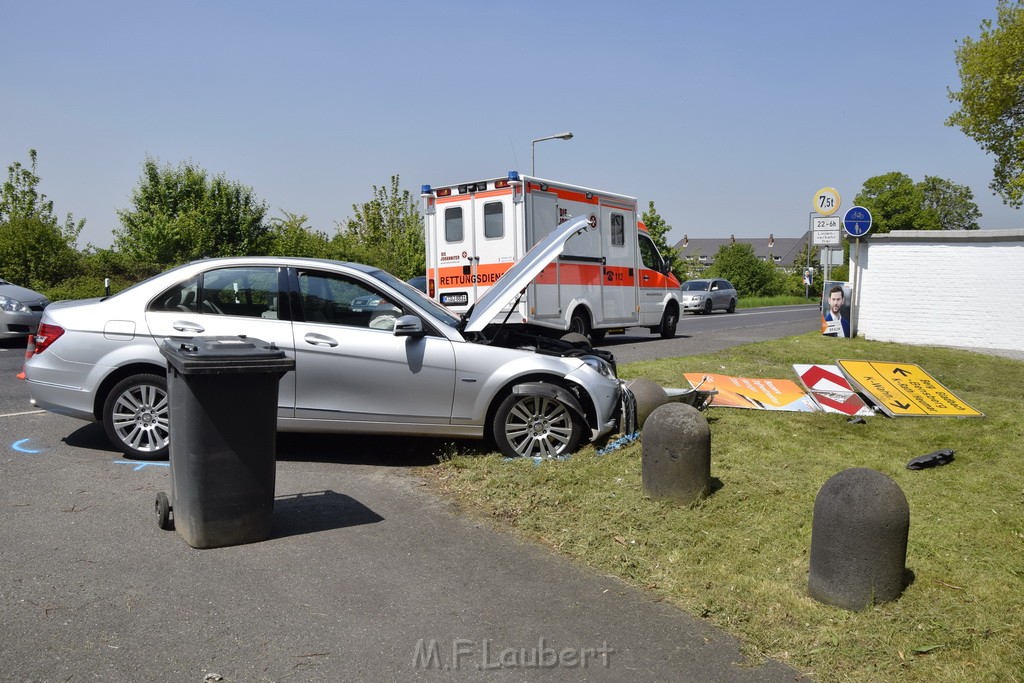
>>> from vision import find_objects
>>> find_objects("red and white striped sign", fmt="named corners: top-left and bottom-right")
top-left (793, 364), bottom-right (874, 417)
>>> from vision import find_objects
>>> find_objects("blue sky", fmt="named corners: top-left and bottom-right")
top-left (2, 0), bottom-right (1019, 250)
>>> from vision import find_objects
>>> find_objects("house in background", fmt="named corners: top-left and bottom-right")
top-left (672, 232), bottom-right (810, 269)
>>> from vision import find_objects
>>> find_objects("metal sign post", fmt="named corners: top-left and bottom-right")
top-left (810, 188), bottom-right (842, 301)
top-left (843, 206), bottom-right (873, 337)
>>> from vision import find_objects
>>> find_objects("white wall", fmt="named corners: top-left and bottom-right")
top-left (850, 230), bottom-right (1024, 353)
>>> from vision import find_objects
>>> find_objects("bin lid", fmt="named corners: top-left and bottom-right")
top-left (160, 336), bottom-right (295, 375)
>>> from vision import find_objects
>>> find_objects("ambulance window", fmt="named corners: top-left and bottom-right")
top-left (483, 202), bottom-right (504, 239)
top-left (445, 207), bottom-right (463, 242)
top-left (610, 214), bottom-right (625, 247)
top-left (639, 234), bottom-right (662, 270)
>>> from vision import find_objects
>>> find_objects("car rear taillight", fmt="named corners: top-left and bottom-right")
top-left (33, 323), bottom-right (65, 354)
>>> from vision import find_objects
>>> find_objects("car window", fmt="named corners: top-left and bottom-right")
top-left (298, 270), bottom-right (404, 331)
top-left (150, 267), bottom-right (283, 318)
top-left (202, 267), bottom-right (281, 317)
top-left (151, 277), bottom-right (200, 313)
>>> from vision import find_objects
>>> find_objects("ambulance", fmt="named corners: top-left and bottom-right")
top-left (421, 171), bottom-right (682, 341)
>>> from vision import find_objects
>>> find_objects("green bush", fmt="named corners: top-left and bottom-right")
top-left (43, 276), bottom-right (135, 302)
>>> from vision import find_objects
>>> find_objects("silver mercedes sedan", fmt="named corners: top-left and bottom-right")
top-left (24, 219), bottom-right (623, 460)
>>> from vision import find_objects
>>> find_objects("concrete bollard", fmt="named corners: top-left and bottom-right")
top-left (641, 403), bottom-right (711, 504)
top-left (624, 378), bottom-right (669, 429)
top-left (808, 468), bottom-right (910, 610)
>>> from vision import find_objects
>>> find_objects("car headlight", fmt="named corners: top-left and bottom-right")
top-left (582, 355), bottom-right (615, 378)
top-left (0, 295), bottom-right (30, 313)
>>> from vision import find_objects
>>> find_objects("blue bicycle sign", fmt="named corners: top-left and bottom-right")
top-left (843, 206), bottom-right (873, 238)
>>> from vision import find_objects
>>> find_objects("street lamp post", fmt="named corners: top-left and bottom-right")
top-left (531, 132), bottom-right (573, 175)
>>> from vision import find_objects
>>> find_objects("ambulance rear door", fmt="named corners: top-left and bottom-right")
top-left (434, 187), bottom-right (517, 314)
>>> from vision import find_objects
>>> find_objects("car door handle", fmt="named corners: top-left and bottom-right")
top-left (304, 332), bottom-right (338, 347)
top-left (172, 321), bottom-right (205, 333)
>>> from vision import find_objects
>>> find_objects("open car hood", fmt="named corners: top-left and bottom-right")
top-left (463, 216), bottom-right (593, 333)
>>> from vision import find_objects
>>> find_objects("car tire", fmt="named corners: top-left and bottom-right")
top-left (659, 306), bottom-right (679, 338)
top-left (103, 373), bottom-right (170, 460)
top-left (703, 300), bottom-right (713, 315)
top-left (589, 328), bottom-right (606, 342)
top-left (492, 390), bottom-right (583, 459)
top-left (727, 299), bottom-right (736, 314)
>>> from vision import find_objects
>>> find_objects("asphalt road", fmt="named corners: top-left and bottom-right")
top-left (0, 313), bottom-right (812, 682)
top-left (593, 304), bottom-right (821, 364)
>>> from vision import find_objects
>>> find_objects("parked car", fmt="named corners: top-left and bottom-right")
top-left (24, 218), bottom-right (623, 460)
top-left (679, 278), bottom-right (737, 314)
top-left (406, 275), bottom-right (427, 293)
top-left (0, 278), bottom-right (50, 340)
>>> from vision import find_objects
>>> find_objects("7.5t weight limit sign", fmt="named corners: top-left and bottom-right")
top-left (813, 187), bottom-right (841, 216)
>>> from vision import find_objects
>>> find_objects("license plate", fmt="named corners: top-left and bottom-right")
top-left (441, 292), bottom-right (469, 306)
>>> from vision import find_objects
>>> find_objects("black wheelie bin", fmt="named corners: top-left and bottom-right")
top-left (157, 336), bottom-right (295, 548)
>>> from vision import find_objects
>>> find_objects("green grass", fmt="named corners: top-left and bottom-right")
top-left (420, 333), bottom-right (1024, 682)
top-left (738, 294), bottom-right (815, 308)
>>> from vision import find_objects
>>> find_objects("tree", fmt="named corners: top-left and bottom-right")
top-left (641, 201), bottom-right (685, 279)
top-left (854, 172), bottom-right (925, 233)
top-left (854, 172), bottom-right (982, 233)
top-left (0, 150), bottom-right (83, 288)
top-left (114, 157), bottom-right (270, 269)
top-left (919, 176), bottom-right (981, 230)
top-left (947, 0), bottom-right (1024, 208)
top-left (334, 175), bottom-right (423, 280)
top-left (265, 211), bottom-right (333, 258)
top-left (708, 243), bottom-right (780, 297)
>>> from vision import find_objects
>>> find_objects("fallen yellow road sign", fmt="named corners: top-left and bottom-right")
top-left (837, 360), bottom-right (983, 417)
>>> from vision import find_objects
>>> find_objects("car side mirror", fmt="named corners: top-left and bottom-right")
top-left (393, 314), bottom-right (425, 338)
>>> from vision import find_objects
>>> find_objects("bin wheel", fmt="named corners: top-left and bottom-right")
top-left (155, 492), bottom-right (173, 530)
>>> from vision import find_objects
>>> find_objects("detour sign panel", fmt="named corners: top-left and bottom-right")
top-left (837, 360), bottom-right (983, 418)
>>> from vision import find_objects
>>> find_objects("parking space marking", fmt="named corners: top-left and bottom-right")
top-left (1, 410), bottom-right (46, 418)
top-left (114, 460), bottom-right (170, 471)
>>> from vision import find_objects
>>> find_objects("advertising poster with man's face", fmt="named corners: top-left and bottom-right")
top-left (821, 281), bottom-right (852, 338)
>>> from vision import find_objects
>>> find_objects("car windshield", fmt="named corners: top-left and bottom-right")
top-left (681, 281), bottom-right (710, 291)
top-left (369, 269), bottom-right (461, 328)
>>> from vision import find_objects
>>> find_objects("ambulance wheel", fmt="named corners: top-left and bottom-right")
top-left (659, 306), bottom-right (679, 339)
top-left (589, 329), bottom-right (606, 342)
top-left (569, 311), bottom-right (591, 338)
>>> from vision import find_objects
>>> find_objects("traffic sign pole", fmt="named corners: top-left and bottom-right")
top-left (842, 207), bottom-right (873, 339)
top-left (810, 188), bottom-right (843, 300)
